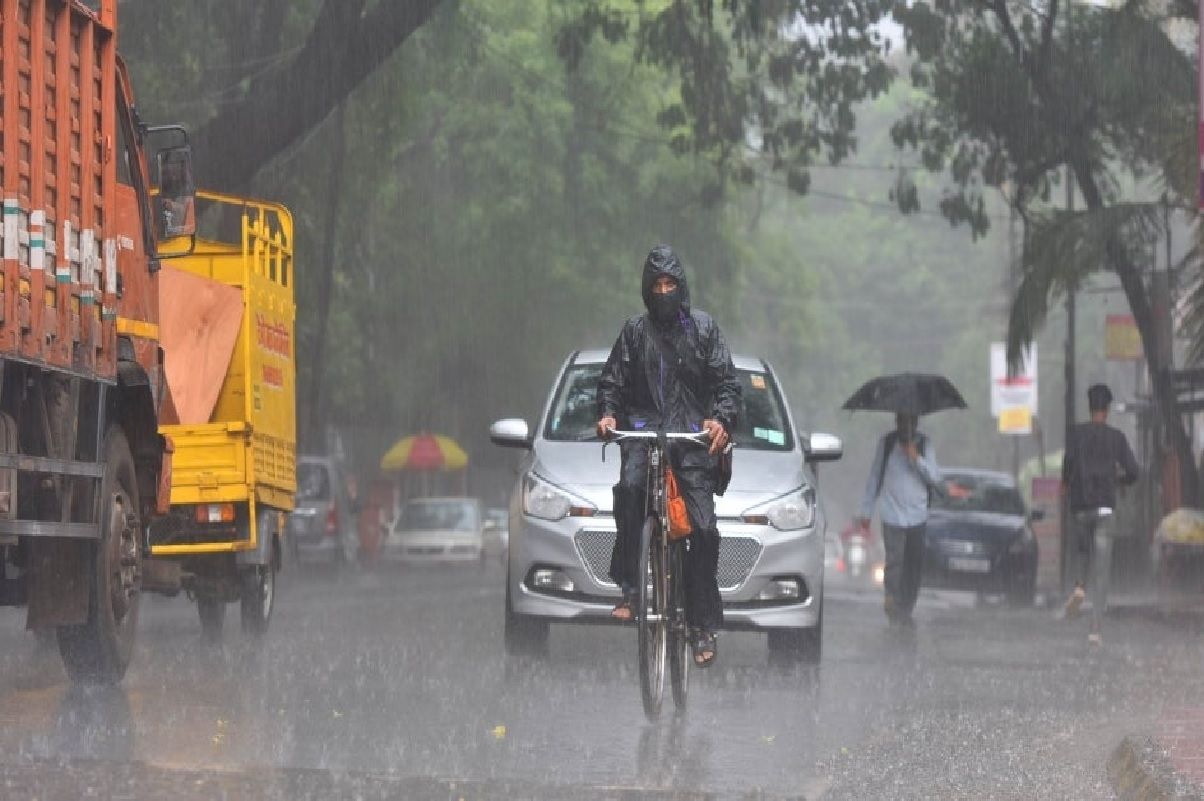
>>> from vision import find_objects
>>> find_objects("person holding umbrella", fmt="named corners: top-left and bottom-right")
top-left (846, 374), bottom-right (964, 626)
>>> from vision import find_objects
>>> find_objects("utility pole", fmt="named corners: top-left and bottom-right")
top-left (1007, 191), bottom-right (1021, 481)
top-left (1061, 166), bottom-right (1076, 594)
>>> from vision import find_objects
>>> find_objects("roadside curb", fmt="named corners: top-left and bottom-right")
top-left (1108, 736), bottom-right (1204, 801)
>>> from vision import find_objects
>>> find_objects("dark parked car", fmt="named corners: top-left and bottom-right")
top-left (923, 469), bottom-right (1039, 605)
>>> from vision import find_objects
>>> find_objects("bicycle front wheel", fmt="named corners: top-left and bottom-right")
top-left (668, 539), bottom-right (690, 711)
top-left (637, 515), bottom-right (667, 720)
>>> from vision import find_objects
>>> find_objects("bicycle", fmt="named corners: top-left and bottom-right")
top-left (605, 427), bottom-right (710, 720)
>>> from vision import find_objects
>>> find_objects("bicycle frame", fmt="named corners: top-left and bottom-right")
top-left (605, 428), bottom-right (708, 718)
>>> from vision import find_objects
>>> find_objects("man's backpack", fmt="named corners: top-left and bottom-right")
top-left (874, 431), bottom-right (936, 505)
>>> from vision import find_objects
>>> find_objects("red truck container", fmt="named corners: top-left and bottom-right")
top-left (0, 0), bottom-right (195, 682)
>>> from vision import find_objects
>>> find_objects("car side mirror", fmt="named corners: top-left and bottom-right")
top-left (805, 432), bottom-right (843, 463)
top-left (490, 418), bottom-right (532, 449)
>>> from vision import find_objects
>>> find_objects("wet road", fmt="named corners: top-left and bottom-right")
top-left (0, 562), bottom-right (1200, 799)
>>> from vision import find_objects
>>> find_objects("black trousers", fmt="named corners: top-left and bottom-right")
top-left (609, 442), bottom-right (723, 632)
top-left (882, 522), bottom-right (926, 617)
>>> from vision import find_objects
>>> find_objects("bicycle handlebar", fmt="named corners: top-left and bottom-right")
top-left (603, 427), bottom-right (711, 445)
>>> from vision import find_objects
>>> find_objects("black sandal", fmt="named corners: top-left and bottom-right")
top-left (611, 593), bottom-right (635, 622)
top-left (692, 630), bottom-right (717, 668)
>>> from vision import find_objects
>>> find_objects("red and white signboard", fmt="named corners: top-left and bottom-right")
top-left (991, 342), bottom-right (1037, 432)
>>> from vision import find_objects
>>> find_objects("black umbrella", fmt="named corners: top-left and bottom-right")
top-left (842, 372), bottom-right (967, 416)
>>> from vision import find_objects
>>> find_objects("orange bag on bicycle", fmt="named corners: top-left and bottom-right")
top-left (665, 468), bottom-right (693, 540)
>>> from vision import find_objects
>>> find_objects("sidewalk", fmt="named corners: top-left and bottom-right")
top-left (1109, 717), bottom-right (1204, 801)
top-left (1105, 593), bottom-right (1204, 800)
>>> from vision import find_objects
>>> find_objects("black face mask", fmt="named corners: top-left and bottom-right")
top-left (648, 287), bottom-right (683, 324)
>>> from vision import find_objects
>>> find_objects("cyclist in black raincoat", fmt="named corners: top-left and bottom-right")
top-left (596, 244), bottom-right (741, 667)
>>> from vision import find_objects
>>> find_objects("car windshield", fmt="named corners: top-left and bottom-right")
top-left (297, 463), bottom-right (330, 501)
top-left (543, 362), bottom-right (793, 451)
top-left (400, 500), bottom-right (477, 531)
top-left (933, 474), bottom-right (1025, 516)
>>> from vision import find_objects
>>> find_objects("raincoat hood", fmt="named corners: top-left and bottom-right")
top-left (641, 244), bottom-right (691, 324)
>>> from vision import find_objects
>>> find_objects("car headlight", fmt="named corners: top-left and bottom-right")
top-left (743, 486), bottom-right (816, 531)
top-left (522, 473), bottom-right (595, 521)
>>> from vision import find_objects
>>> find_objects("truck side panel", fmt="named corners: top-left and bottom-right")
top-left (162, 422), bottom-right (250, 505)
top-left (162, 199), bottom-right (296, 509)
top-left (150, 192), bottom-right (295, 557)
top-left (242, 205), bottom-right (295, 509)
top-left (0, 0), bottom-right (136, 377)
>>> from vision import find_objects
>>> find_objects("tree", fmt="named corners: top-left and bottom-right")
top-left (121, 0), bottom-right (447, 191)
top-left (557, 0), bottom-right (896, 201)
top-left (890, 1), bottom-right (1200, 503)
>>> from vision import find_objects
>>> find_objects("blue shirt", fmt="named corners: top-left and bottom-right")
top-left (859, 433), bottom-right (942, 528)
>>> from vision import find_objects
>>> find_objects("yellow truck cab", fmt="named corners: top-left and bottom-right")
top-left (145, 190), bottom-right (296, 638)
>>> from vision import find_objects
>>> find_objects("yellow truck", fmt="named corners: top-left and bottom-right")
top-left (145, 190), bottom-right (296, 639)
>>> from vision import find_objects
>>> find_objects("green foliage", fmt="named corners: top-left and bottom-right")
top-left (122, 1), bottom-right (758, 476)
top-left (890, 1), bottom-right (1196, 247)
top-left (889, 0), bottom-right (1201, 501)
top-left (115, 0), bottom-right (1199, 505)
top-left (557, 0), bottom-right (896, 200)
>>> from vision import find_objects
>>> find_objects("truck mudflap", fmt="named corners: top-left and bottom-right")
top-left (235, 505), bottom-right (280, 568)
top-left (26, 540), bottom-right (90, 627)
top-left (157, 435), bottom-right (175, 515)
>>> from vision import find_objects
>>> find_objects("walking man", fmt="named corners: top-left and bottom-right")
top-left (856, 413), bottom-right (942, 626)
top-left (1062, 383), bottom-right (1138, 645)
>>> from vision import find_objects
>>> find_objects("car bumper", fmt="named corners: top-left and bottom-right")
top-left (923, 549), bottom-right (1035, 591)
top-left (379, 538), bottom-right (482, 564)
top-left (508, 513), bottom-right (823, 630)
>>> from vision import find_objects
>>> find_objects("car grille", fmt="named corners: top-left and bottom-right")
top-left (573, 529), bottom-right (763, 591)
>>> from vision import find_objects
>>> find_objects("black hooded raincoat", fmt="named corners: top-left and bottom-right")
top-left (597, 245), bottom-right (740, 631)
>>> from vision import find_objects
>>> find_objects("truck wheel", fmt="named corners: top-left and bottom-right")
top-left (240, 561), bottom-right (275, 637)
top-left (197, 597), bottom-right (225, 642)
top-left (58, 428), bottom-right (141, 684)
top-left (767, 601), bottom-right (823, 666)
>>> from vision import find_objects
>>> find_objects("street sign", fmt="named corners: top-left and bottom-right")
top-left (998, 405), bottom-right (1032, 435)
top-left (1105, 314), bottom-right (1143, 361)
top-left (990, 342), bottom-right (1037, 419)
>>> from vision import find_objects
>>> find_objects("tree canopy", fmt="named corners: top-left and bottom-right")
top-left (116, 0), bottom-right (1201, 508)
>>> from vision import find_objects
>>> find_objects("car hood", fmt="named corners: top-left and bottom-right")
top-left (532, 441), bottom-right (806, 516)
top-left (926, 510), bottom-right (1025, 543)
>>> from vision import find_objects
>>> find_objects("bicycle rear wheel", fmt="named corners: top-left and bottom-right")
top-left (637, 515), bottom-right (667, 720)
top-left (668, 539), bottom-right (690, 711)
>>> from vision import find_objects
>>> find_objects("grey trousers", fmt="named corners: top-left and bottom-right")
top-left (1069, 509), bottom-right (1115, 631)
top-left (882, 522), bottom-right (926, 617)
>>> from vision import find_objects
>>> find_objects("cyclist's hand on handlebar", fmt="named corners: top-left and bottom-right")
top-left (702, 419), bottom-right (728, 455)
top-left (597, 416), bottom-right (617, 439)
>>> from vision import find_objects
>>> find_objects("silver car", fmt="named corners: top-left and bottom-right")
top-left (490, 350), bottom-right (842, 663)
top-left (380, 496), bottom-right (485, 565)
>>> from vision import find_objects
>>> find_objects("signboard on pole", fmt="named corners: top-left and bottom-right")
top-left (1105, 314), bottom-right (1142, 361)
top-left (991, 342), bottom-right (1037, 435)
